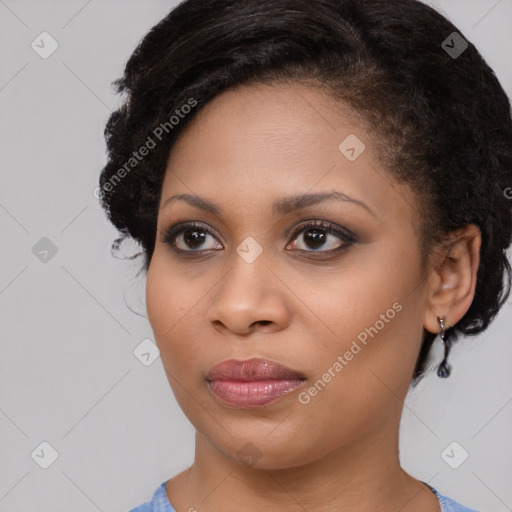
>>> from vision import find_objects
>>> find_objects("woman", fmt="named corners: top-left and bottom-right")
top-left (98, 0), bottom-right (512, 511)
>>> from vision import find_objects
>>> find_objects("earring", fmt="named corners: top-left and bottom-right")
top-left (437, 315), bottom-right (451, 378)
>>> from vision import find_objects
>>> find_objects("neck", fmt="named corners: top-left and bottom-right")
top-left (167, 409), bottom-right (440, 512)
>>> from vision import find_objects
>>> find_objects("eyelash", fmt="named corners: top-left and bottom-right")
top-left (160, 218), bottom-right (357, 258)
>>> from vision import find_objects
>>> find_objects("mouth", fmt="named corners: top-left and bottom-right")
top-left (206, 357), bottom-right (306, 409)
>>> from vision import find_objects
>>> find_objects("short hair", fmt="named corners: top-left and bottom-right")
top-left (99, 0), bottom-right (512, 383)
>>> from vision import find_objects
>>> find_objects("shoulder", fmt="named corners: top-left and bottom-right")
top-left (126, 504), bottom-right (151, 512)
top-left (126, 480), bottom-right (175, 512)
top-left (427, 484), bottom-right (482, 512)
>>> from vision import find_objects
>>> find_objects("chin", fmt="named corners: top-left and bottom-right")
top-left (213, 432), bottom-right (317, 471)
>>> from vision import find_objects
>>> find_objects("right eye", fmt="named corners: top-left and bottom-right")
top-left (161, 221), bottom-right (223, 254)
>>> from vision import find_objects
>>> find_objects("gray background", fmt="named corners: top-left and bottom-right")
top-left (1, 1), bottom-right (511, 511)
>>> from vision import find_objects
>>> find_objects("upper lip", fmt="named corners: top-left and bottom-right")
top-left (206, 358), bottom-right (306, 382)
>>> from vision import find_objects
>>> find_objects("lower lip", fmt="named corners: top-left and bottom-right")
top-left (207, 379), bottom-right (305, 408)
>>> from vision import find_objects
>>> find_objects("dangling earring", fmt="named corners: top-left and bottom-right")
top-left (437, 315), bottom-right (451, 378)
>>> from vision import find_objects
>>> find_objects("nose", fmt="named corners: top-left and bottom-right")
top-left (206, 253), bottom-right (291, 336)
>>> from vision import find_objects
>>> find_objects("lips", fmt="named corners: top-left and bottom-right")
top-left (206, 357), bottom-right (306, 382)
top-left (206, 358), bottom-right (306, 408)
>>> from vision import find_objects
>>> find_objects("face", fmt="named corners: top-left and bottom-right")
top-left (146, 82), bottom-right (432, 470)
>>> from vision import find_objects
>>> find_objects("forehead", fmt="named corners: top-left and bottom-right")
top-left (160, 83), bottom-right (416, 224)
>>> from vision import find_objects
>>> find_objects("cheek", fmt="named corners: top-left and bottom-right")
top-left (309, 241), bottom-right (418, 351)
top-left (293, 316), bottom-right (411, 456)
top-left (146, 259), bottom-right (170, 335)
top-left (145, 256), bottom-right (205, 409)
top-left (145, 253), bottom-right (210, 371)
top-left (145, 255), bottom-right (190, 353)
top-left (145, 250), bottom-right (195, 328)
top-left (301, 243), bottom-right (424, 407)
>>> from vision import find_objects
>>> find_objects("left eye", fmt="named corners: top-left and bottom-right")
top-left (161, 220), bottom-right (355, 256)
top-left (286, 220), bottom-right (355, 254)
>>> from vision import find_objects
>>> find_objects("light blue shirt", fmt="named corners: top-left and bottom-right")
top-left (126, 480), bottom-right (481, 511)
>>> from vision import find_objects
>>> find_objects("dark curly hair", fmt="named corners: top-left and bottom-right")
top-left (99, 0), bottom-right (512, 384)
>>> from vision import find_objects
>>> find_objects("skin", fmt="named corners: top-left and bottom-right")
top-left (145, 82), bottom-right (481, 512)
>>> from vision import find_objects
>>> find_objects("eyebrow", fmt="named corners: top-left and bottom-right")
top-left (161, 190), bottom-right (375, 217)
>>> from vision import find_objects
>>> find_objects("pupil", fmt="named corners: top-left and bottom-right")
top-left (184, 229), bottom-right (206, 248)
top-left (305, 229), bottom-right (326, 249)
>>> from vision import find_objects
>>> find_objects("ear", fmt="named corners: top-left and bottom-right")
top-left (423, 224), bottom-right (481, 334)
